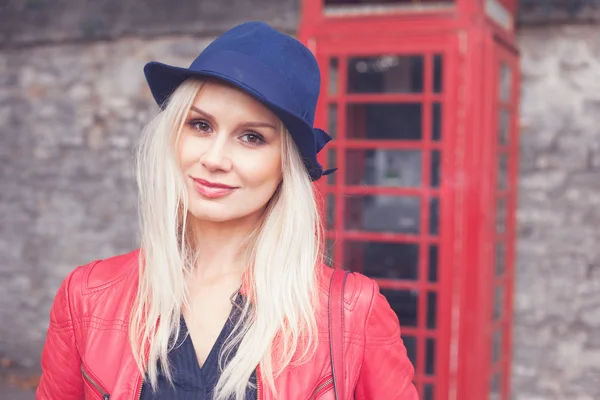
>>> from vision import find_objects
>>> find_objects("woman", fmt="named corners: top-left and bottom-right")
top-left (37, 21), bottom-right (418, 400)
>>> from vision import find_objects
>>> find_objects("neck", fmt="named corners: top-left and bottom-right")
top-left (188, 213), bottom-right (261, 279)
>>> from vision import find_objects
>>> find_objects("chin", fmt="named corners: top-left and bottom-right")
top-left (187, 201), bottom-right (264, 224)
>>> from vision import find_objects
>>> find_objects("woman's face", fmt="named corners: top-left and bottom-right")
top-left (177, 80), bottom-right (283, 225)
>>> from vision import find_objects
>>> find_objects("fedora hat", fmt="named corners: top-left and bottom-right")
top-left (144, 21), bottom-right (336, 181)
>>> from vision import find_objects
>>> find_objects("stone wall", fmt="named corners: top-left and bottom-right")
top-left (0, 0), bottom-right (298, 47)
top-left (0, 0), bottom-right (298, 369)
top-left (514, 25), bottom-right (600, 399)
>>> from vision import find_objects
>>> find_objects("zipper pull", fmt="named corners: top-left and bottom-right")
top-left (103, 396), bottom-right (110, 400)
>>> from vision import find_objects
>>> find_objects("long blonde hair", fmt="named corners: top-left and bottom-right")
top-left (130, 79), bottom-right (324, 399)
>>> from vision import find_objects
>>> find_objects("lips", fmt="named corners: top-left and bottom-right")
top-left (191, 178), bottom-right (237, 199)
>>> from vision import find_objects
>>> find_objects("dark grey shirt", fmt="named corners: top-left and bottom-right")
top-left (140, 294), bottom-right (257, 399)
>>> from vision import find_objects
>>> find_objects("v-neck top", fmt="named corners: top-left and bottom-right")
top-left (139, 294), bottom-right (257, 399)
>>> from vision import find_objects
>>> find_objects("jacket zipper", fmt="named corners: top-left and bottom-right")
top-left (80, 364), bottom-right (111, 400)
top-left (311, 377), bottom-right (334, 400)
top-left (256, 365), bottom-right (261, 400)
top-left (136, 375), bottom-right (143, 400)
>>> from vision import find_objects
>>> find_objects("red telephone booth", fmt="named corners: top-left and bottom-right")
top-left (299, 1), bottom-right (520, 399)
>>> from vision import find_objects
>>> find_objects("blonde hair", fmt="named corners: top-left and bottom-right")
top-left (130, 79), bottom-right (324, 399)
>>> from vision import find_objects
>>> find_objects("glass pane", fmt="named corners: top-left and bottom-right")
top-left (496, 198), bottom-right (506, 234)
top-left (402, 335), bottom-right (417, 368)
top-left (325, 239), bottom-right (335, 264)
top-left (432, 103), bottom-right (442, 141)
top-left (492, 330), bottom-right (501, 363)
top-left (329, 58), bottom-right (339, 95)
top-left (328, 149), bottom-right (337, 185)
top-left (493, 286), bottom-right (504, 320)
top-left (424, 384), bottom-right (434, 400)
top-left (497, 154), bottom-right (508, 190)
top-left (344, 241), bottom-right (419, 280)
top-left (347, 103), bottom-right (422, 140)
top-left (499, 63), bottom-right (511, 102)
top-left (381, 289), bottom-right (418, 327)
top-left (431, 150), bottom-right (441, 188)
top-left (428, 245), bottom-right (438, 282)
top-left (345, 149), bottom-right (422, 187)
top-left (490, 372), bottom-right (501, 400)
top-left (326, 194), bottom-right (335, 230)
top-left (328, 103), bottom-right (338, 138)
top-left (495, 242), bottom-right (505, 277)
top-left (498, 108), bottom-right (510, 145)
top-left (425, 338), bottom-right (436, 375)
top-left (327, 0), bottom-right (454, 4)
top-left (427, 291), bottom-right (437, 329)
top-left (433, 54), bottom-right (443, 93)
top-left (429, 197), bottom-right (440, 236)
top-left (345, 195), bottom-right (420, 234)
top-left (348, 55), bottom-right (423, 93)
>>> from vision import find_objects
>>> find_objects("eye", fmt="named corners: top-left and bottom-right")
top-left (240, 132), bottom-right (265, 146)
top-left (188, 119), bottom-right (212, 133)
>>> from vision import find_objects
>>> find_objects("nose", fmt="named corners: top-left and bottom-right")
top-left (199, 136), bottom-right (233, 173)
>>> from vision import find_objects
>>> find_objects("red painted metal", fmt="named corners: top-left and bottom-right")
top-left (299, 1), bottom-right (520, 399)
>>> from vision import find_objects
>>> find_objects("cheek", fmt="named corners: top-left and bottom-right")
top-left (178, 135), bottom-right (200, 171)
top-left (237, 149), bottom-right (282, 188)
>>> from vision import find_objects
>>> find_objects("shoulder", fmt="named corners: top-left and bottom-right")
top-left (59, 248), bottom-right (140, 302)
top-left (67, 249), bottom-right (140, 293)
top-left (318, 265), bottom-right (399, 337)
top-left (318, 264), bottom-right (378, 314)
top-left (48, 249), bottom-right (141, 324)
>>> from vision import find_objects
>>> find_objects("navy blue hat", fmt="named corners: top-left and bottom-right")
top-left (144, 21), bottom-right (336, 181)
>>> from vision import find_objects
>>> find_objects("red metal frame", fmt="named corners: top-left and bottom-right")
top-left (299, 1), bottom-right (520, 399)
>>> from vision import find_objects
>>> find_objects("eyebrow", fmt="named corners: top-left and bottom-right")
top-left (190, 106), bottom-right (278, 130)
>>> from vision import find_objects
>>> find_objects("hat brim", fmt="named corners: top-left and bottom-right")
top-left (144, 61), bottom-right (323, 180)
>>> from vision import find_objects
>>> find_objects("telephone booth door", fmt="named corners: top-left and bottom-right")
top-left (315, 35), bottom-right (457, 400)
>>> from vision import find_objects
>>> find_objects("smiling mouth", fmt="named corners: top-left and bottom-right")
top-left (191, 178), bottom-right (238, 199)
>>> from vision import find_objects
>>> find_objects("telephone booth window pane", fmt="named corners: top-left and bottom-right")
top-left (431, 150), bottom-right (441, 188)
top-left (490, 372), bottom-right (501, 400)
top-left (498, 108), bottom-right (509, 145)
top-left (345, 195), bottom-right (421, 234)
top-left (329, 58), bottom-right (339, 95)
top-left (428, 245), bottom-right (438, 282)
top-left (499, 63), bottom-right (511, 102)
top-left (347, 55), bottom-right (423, 93)
top-left (493, 286), bottom-right (504, 320)
top-left (326, 0), bottom-right (454, 5)
top-left (347, 103), bottom-right (422, 140)
top-left (345, 241), bottom-right (419, 280)
top-left (492, 330), bottom-right (501, 363)
top-left (425, 338), bottom-right (436, 375)
top-left (427, 291), bottom-right (437, 329)
top-left (325, 239), bottom-right (335, 264)
top-left (328, 149), bottom-right (337, 185)
top-left (495, 242), bottom-right (505, 277)
top-left (429, 197), bottom-right (440, 236)
top-left (381, 288), bottom-right (418, 327)
top-left (433, 54), bottom-right (443, 93)
top-left (432, 103), bottom-right (442, 141)
top-left (326, 194), bottom-right (335, 230)
top-left (496, 198), bottom-right (506, 234)
top-left (403, 335), bottom-right (417, 368)
top-left (328, 103), bottom-right (338, 138)
top-left (345, 149), bottom-right (422, 187)
top-left (497, 154), bottom-right (508, 190)
top-left (424, 384), bottom-right (434, 400)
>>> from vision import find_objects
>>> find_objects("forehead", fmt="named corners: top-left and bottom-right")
top-left (191, 80), bottom-right (279, 124)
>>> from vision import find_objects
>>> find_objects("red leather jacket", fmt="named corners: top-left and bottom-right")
top-left (37, 250), bottom-right (418, 399)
